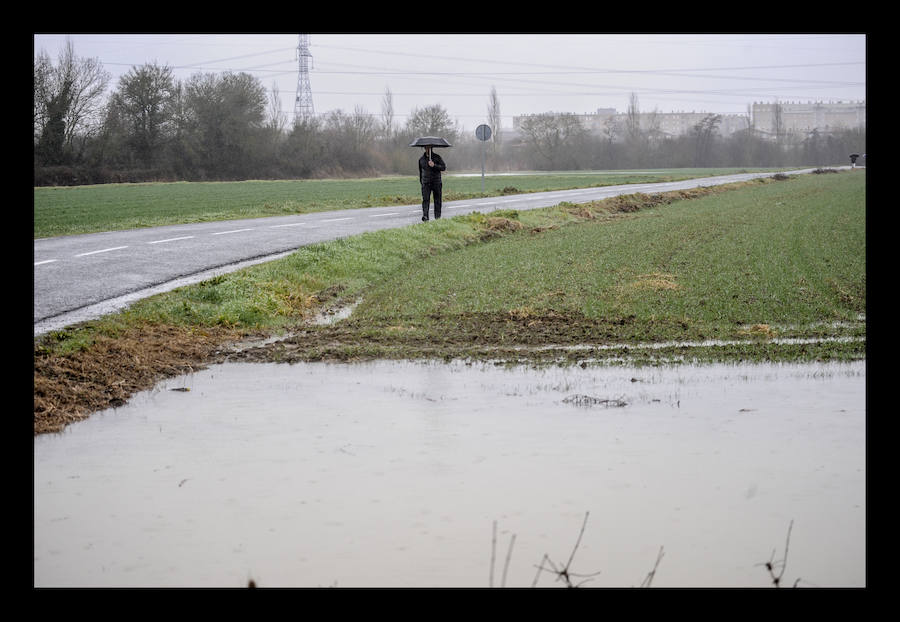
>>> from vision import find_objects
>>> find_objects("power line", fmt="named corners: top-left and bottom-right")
top-left (312, 42), bottom-right (863, 76)
top-left (192, 47), bottom-right (296, 67)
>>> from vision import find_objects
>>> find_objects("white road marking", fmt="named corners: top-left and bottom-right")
top-left (270, 222), bottom-right (307, 228)
top-left (34, 259), bottom-right (57, 266)
top-left (75, 246), bottom-right (129, 257)
top-left (320, 217), bottom-right (353, 223)
top-left (148, 236), bottom-right (195, 245)
top-left (212, 228), bottom-right (255, 235)
top-left (368, 212), bottom-right (401, 218)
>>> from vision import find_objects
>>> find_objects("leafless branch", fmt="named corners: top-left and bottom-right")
top-left (566, 511), bottom-right (590, 570)
top-left (640, 546), bottom-right (666, 587)
top-left (502, 533), bottom-right (516, 588)
top-left (490, 520), bottom-right (497, 588)
top-left (531, 512), bottom-right (603, 588)
top-left (531, 553), bottom-right (553, 588)
top-left (759, 519), bottom-right (795, 587)
top-left (490, 520), bottom-right (517, 588)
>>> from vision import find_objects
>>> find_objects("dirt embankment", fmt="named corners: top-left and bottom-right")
top-left (34, 325), bottom-right (241, 435)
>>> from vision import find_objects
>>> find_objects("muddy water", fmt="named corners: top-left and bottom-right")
top-left (34, 359), bottom-right (865, 588)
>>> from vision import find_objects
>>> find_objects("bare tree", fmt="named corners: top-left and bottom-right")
top-left (623, 92), bottom-right (649, 166)
top-left (692, 113), bottom-right (721, 166)
top-left (771, 100), bottom-right (785, 142)
top-left (33, 50), bottom-right (54, 143)
top-left (488, 86), bottom-right (502, 149)
top-left (34, 39), bottom-right (110, 163)
top-left (626, 92), bottom-right (641, 143)
top-left (518, 112), bottom-right (585, 169)
top-left (745, 103), bottom-right (756, 135)
top-left (645, 107), bottom-right (662, 142)
top-left (381, 86), bottom-right (394, 140)
top-left (405, 104), bottom-right (458, 142)
top-left (267, 82), bottom-right (286, 136)
top-left (56, 39), bottom-right (111, 152)
top-left (350, 105), bottom-right (377, 149)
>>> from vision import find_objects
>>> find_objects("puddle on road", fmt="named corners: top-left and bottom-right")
top-left (34, 359), bottom-right (865, 588)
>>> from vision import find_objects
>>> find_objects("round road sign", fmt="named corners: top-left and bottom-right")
top-left (475, 124), bottom-right (492, 141)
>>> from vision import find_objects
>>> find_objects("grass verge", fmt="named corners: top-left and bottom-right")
top-left (34, 171), bottom-right (865, 434)
top-left (34, 168), bottom-right (784, 238)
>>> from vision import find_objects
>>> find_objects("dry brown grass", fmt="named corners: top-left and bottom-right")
top-left (485, 216), bottom-right (524, 232)
top-left (34, 324), bottom-right (239, 435)
top-left (631, 273), bottom-right (681, 291)
top-left (738, 323), bottom-right (777, 338)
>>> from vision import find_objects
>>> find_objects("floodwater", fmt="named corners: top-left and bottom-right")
top-left (34, 359), bottom-right (865, 588)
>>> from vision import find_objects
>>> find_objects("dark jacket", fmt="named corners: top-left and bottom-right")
top-left (419, 152), bottom-right (446, 185)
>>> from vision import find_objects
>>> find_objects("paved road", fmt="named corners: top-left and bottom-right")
top-left (34, 168), bottom-right (824, 335)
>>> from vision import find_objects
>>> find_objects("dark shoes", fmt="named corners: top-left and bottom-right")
top-left (422, 216), bottom-right (429, 222)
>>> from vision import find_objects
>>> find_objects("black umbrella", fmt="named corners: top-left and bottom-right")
top-left (409, 136), bottom-right (452, 148)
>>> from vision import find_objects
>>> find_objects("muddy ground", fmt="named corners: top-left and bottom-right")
top-left (34, 303), bottom-right (863, 436)
top-left (32, 310), bottom-right (641, 434)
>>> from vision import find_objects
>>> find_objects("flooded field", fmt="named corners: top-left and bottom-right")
top-left (34, 359), bottom-right (865, 588)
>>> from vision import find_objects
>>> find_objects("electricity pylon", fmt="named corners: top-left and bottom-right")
top-left (294, 34), bottom-right (314, 121)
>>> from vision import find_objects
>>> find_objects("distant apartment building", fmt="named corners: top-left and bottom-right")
top-left (751, 100), bottom-right (866, 138)
top-left (510, 107), bottom-right (745, 142)
top-left (632, 110), bottom-right (747, 139)
top-left (508, 100), bottom-right (865, 142)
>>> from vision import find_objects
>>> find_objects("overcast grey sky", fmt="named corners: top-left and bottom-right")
top-left (33, 33), bottom-right (866, 133)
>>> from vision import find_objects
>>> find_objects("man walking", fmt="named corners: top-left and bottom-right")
top-left (419, 146), bottom-right (446, 221)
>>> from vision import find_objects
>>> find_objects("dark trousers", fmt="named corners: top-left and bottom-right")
top-left (421, 181), bottom-right (442, 220)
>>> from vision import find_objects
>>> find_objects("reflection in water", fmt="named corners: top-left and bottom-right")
top-left (34, 360), bottom-right (865, 588)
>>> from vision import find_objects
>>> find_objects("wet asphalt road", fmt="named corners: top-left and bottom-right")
top-left (34, 168), bottom-right (823, 335)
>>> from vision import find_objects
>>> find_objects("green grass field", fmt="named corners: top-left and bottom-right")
top-left (34, 168), bottom-right (783, 238)
top-left (40, 170), bottom-right (865, 366)
top-left (354, 172), bottom-right (865, 342)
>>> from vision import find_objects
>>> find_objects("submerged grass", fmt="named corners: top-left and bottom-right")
top-left (34, 171), bottom-right (865, 434)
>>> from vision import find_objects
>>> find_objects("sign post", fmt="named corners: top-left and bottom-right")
top-left (475, 124), bottom-right (492, 195)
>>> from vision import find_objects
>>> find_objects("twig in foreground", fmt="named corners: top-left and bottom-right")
top-left (502, 533), bottom-right (517, 588)
top-left (490, 520), bottom-right (517, 588)
top-left (531, 511), bottom-right (603, 588)
top-left (640, 546), bottom-right (665, 587)
top-left (490, 520), bottom-right (497, 588)
top-left (758, 519), bottom-right (796, 587)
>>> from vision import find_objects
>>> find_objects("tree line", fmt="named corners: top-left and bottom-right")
top-left (34, 43), bottom-right (865, 187)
